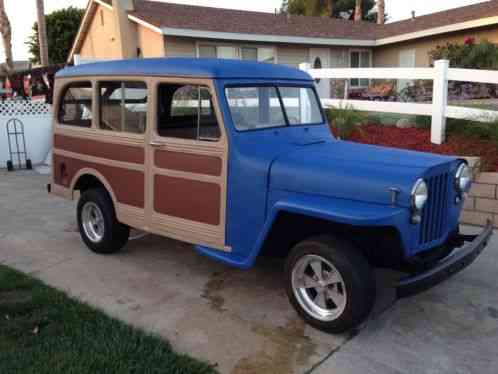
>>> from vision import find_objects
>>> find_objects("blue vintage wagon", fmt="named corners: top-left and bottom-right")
top-left (50, 58), bottom-right (493, 333)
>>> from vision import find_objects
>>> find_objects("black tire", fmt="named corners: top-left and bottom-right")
top-left (77, 188), bottom-right (129, 254)
top-left (285, 235), bottom-right (375, 333)
top-left (6, 160), bottom-right (13, 171)
top-left (26, 159), bottom-right (32, 170)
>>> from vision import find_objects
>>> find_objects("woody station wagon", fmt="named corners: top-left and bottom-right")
top-left (49, 58), bottom-right (493, 333)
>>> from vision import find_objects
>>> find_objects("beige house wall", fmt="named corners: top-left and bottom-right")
top-left (79, 4), bottom-right (123, 60)
top-left (374, 25), bottom-right (498, 67)
top-left (138, 25), bottom-right (165, 57)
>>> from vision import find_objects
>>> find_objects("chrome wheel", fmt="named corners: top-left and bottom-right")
top-left (291, 254), bottom-right (347, 322)
top-left (81, 202), bottom-right (105, 243)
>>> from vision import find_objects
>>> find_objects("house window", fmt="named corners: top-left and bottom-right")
top-left (217, 46), bottom-right (237, 59)
top-left (257, 48), bottom-right (275, 64)
top-left (157, 84), bottom-right (220, 141)
top-left (198, 45), bottom-right (217, 58)
top-left (58, 81), bottom-right (93, 127)
top-left (241, 47), bottom-right (258, 61)
top-left (198, 44), bottom-right (275, 63)
top-left (99, 81), bottom-right (148, 134)
top-left (350, 50), bottom-right (371, 88)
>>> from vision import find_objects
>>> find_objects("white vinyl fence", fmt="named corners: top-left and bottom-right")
top-left (300, 60), bottom-right (498, 144)
top-left (0, 100), bottom-right (52, 167)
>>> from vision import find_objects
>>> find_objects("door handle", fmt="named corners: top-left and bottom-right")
top-left (149, 141), bottom-right (162, 147)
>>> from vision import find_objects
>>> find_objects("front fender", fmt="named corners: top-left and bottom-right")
top-left (250, 192), bottom-right (410, 268)
top-left (268, 193), bottom-right (407, 227)
top-left (195, 192), bottom-right (411, 270)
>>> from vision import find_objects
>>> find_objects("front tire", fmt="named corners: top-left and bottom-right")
top-left (285, 235), bottom-right (375, 333)
top-left (77, 188), bottom-right (129, 254)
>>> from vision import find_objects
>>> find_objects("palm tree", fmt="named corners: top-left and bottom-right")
top-left (354, 0), bottom-right (362, 21)
top-left (377, 0), bottom-right (385, 24)
top-left (326, 0), bottom-right (334, 17)
top-left (0, 0), bottom-right (13, 73)
top-left (36, 0), bottom-right (49, 66)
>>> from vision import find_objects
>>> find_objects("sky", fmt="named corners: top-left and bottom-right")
top-left (1, 0), bottom-right (490, 61)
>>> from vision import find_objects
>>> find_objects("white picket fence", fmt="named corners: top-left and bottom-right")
top-left (300, 60), bottom-right (498, 144)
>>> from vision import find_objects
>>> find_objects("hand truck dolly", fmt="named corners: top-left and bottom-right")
top-left (5, 118), bottom-right (32, 171)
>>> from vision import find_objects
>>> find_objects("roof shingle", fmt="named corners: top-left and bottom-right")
top-left (378, 0), bottom-right (498, 38)
top-left (118, 0), bottom-right (498, 43)
top-left (129, 0), bottom-right (379, 40)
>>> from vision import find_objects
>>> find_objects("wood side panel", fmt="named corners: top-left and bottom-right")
top-left (53, 154), bottom-right (145, 208)
top-left (154, 150), bottom-right (222, 176)
top-left (154, 175), bottom-right (221, 226)
top-left (54, 134), bottom-right (144, 164)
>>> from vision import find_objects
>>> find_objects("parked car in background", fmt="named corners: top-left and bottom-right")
top-left (49, 58), bottom-right (493, 333)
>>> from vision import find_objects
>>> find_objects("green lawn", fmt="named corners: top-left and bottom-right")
top-left (0, 264), bottom-right (217, 374)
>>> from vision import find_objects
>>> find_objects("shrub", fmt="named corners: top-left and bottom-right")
top-left (429, 39), bottom-right (498, 69)
top-left (446, 117), bottom-right (498, 142)
top-left (414, 115), bottom-right (431, 129)
top-left (325, 105), bottom-right (366, 138)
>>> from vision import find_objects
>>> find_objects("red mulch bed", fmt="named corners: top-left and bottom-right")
top-left (344, 124), bottom-right (498, 172)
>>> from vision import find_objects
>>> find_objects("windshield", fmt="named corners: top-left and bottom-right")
top-left (225, 85), bottom-right (324, 131)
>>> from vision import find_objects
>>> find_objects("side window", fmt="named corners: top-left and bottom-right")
top-left (225, 86), bottom-right (286, 131)
top-left (157, 84), bottom-right (220, 141)
top-left (99, 81), bottom-right (147, 134)
top-left (58, 81), bottom-right (93, 127)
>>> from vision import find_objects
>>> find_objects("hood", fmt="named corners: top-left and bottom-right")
top-left (269, 140), bottom-right (456, 208)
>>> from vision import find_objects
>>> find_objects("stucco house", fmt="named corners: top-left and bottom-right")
top-left (70, 0), bottom-right (498, 91)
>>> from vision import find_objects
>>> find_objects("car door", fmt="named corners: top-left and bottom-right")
top-left (146, 77), bottom-right (229, 251)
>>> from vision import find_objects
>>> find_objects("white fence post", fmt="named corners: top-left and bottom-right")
top-left (431, 60), bottom-right (449, 145)
top-left (299, 62), bottom-right (311, 73)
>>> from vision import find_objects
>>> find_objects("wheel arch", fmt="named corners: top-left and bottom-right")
top-left (253, 203), bottom-right (406, 268)
top-left (70, 168), bottom-right (118, 207)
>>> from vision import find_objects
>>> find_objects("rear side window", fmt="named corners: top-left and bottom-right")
top-left (58, 81), bottom-right (93, 127)
top-left (99, 81), bottom-right (147, 134)
top-left (157, 84), bottom-right (220, 141)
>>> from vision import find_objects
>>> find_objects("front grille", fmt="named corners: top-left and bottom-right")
top-left (419, 172), bottom-right (450, 245)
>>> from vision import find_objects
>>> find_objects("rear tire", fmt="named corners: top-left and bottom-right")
top-left (285, 235), bottom-right (375, 333)
top-left (77, 188), bottom-right (129, 254)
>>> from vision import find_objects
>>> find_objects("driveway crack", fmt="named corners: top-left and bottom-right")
top-left (305, 298), bottom-right (399, 373)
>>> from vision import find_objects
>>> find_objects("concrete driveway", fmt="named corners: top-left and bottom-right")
top-left (1, 170), bottom-right (497, 374)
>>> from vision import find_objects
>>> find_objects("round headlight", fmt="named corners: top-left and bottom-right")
top-left (455, 163), bottom-right (472, 193)
top-left (411, 179), bottom-right (428, 211)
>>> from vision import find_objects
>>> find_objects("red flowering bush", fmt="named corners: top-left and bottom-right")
top-left (345, 124), bottom-right (498, 172)
top-left (464, 36), bottom-right (475, 45)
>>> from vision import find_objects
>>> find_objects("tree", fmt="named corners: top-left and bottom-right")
top-left (354, 0), bottom-right (362, 21)
top-left (26, 6), bottom-right (84, 65)
top-left (0, 0), bottom-right (13, 73)
top-left (36, 0), bottom-right (49, 66)
top-left (326, 0), bottom-right (334, 17)
top-left (377, 0), bottom-right (385, 24)
top-left (281, 0), bottom-right (378, 22)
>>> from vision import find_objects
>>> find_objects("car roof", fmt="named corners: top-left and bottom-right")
top-left (56, 58), bottom-right (312, 81)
